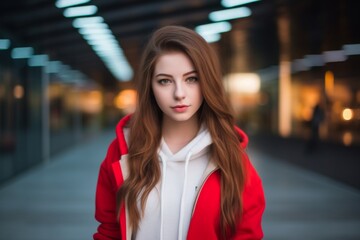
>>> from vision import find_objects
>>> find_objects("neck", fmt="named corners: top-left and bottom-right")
top-left (162, 116), bottom-right (200, 153)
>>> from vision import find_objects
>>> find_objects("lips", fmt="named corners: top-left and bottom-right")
top-left (171, 105), bottom-right (189, 113)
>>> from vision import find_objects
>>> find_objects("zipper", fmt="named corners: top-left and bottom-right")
top-left (191, 167), bottom-right (219, 216)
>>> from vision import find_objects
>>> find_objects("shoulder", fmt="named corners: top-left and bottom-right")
top-left (105, 139), bottom-right (121, 162)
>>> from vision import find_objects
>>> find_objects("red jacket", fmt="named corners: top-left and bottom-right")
top-left (94, 115), bottom-right (265, 240)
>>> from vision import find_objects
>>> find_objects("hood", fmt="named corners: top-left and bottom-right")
top-left (158, 124), bottom-right (212, 163)
top-left (115, 114), bottom-right (131, 155)
top-left (235, 125), bottom-right (249, 149)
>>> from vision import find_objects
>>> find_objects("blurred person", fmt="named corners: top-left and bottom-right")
top-left (306, 103), bottom-right (325, 153)
top-left (93, 26), bottom-right (265, 240)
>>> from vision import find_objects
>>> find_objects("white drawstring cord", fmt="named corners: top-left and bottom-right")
top-left (177, 151), bottom-right (192, 240)
top-left (159, 153), bottom-right (167, 240)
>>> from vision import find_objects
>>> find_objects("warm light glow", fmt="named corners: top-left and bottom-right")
top-left (292, 83), bottom-right (322, 122)
top-left (278, 61), bottom-right (292, 137)
top-left (80, 90), bottom-right (103, 114)
top-left (114, 89), bottom-right (137, 114)
top-left (224, 73), bottom-right (261, 94)
top-left (342, 132), bottom-right (352, 146)
top-left (342, 108), bottom-right (353, 121)
top-left (325, 71), bottom-right (334, 97)
top-left (13, 85), bottom-right (24, 99)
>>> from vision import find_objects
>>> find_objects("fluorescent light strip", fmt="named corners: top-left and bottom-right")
top-left (77, 22), bottom-right (109, 29)
top-left (209, 7), bottom-right (251, 21)
top-left (64, 10), bottom-right (133, 81)
top-left (201, 33), bottom-right (221, 43)
top-left (221, 0), bottom-right (260, 8)
top-left (0, 39), bottom-right (10, 50)
top-left (305, 54), bottom-right (324, 67)
top-left (72, 16), bottom-right (104, 28)
top-left (28, 54), bottom-right (48, 67)
top-left (11, 47), bottom-right (34, 59)
top-left (79, 27), bottom-right (111, 35)
top-left (323, 50), bottom-right (347, 63)
top-left (46, 61), bottom-right (62, 73)
top-left (343, 44), bottom-right (360, 56)
top-left (56, 0), bottom-right (91, 8)
top-left (195, 22), bottom-right (232, 36)
top-left (63, 5), bottom-right (97, 18)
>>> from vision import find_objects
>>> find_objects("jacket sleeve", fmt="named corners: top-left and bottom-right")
top-left (93, 140), bottom-right (122, 240)
top-left (234, 154), bottom-right (266, 240)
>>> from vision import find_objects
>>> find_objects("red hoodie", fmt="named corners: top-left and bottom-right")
top-left (94, 115), bottom-right (265, 240)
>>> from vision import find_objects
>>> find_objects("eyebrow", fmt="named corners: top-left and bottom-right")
top-left (154, 70), bottom-right (197, 78)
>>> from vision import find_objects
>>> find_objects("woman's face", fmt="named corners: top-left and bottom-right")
top-left (152, 51), bottom-right (203, 124)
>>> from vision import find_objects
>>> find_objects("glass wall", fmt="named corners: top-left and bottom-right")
top-left (0, 33), bottom-right (103, 185)
top-left (0, 40), bottom-right (43, 182)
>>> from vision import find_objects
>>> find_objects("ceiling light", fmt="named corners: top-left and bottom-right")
top-left (323, 50), bottom-right (347, 63)
top-left (221, 0), bottom-right (260, 8)
top-left (58, 5), bottom-right (133, 81)
top-left (86, 38), bottom-right (118, 46)
top-left (195, 22), bottom-right (232, 36)
top-left (0, 39), bottom-right (10, 50)
top-left (83, 33), bottom-right (115, 42)
top-left (305, 54), bottom-right (324, 67)
top-left (46, 61), bottom-right (62, 73)
top-left (201, 33), bottom-right (221, 43)
top-left (343, 44), bottom-right (360, 56)
top-left (63, 5), bottom-right (97, 18)
top-left (77, 22), bottom-right (109, 29)
top-left (79, 27), bottom-right (111, 36)
top-left (28, 54), bottom-right (48, 67)
top-left (72, 16), bottom-right (104, 28)
top-left (209, 7), bottom-right (251, 21)
top-left (56, 0), bottom-right (91, 8)
top-left (11, 47), bottom-right (34, 59)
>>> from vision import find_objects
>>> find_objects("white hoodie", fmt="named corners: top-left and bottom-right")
top-left (129, 125), bottom-right (213, 240)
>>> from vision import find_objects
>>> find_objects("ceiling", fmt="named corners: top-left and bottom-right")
top-left (0, 0), bottom-right (280, 88)
top-left (3, 0), bottom-right (358, 90)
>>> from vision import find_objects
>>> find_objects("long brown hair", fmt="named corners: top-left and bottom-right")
top-left (117, 25), bottom-right (246, 238)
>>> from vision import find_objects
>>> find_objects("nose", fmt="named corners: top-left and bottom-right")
top-left (174, 81), bottom-right (185, 100)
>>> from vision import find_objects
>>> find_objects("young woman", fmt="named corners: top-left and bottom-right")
top-left (94, 26), bottom-right (265, 240)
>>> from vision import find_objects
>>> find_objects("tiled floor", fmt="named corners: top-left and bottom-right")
top-left (0, 130), bottom-right (359, 240)
top-left (248, 148), bottom-right (360, 240)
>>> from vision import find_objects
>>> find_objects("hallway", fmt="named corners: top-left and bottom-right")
top-left (0, 130), bottom-right (359, 240)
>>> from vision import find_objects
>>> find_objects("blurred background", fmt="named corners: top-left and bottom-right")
top-left (0, 0), bottom-right (359, 239)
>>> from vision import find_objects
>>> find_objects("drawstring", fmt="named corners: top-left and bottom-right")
top-left (159, 152), bottom-right (167, 240)
top-left (159, 151), bottom-right (193, 240)
top-left (178, 151), bottom-right (192, 240)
